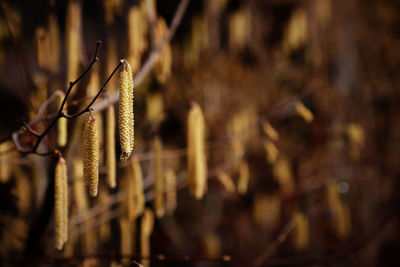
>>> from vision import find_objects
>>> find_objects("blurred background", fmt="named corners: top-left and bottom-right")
top-left (0, 0), bottom-right (400, 266)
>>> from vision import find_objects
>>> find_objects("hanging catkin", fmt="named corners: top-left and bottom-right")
top-left (187, 102), bottom-right (207, 199)
top-left (132, 156), bottom-right (145, 216)
top-left (119, 60), bottom-right (134, 161)
top-left (65, 0), bottom-right (82, 89)
top-left (141, 208), bottom-right (154, 267)
top-left (237, 160), bottom-right (250, 195)
top-left (154, 137), bottom-right (165, 218)
top-left (55, 156), bottom-right (68, 250)
top-left (165, 169), bottom-right (177, 215)
top-left (106, 105), bottom-right (116, 188)
top-left (83, 114), bottom-right (99, 197)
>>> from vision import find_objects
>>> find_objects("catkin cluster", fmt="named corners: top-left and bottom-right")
top-left (83, 115), bottom-right (99, 197)
top-left (119, 60), bottom-right (134, 161)
top-left (55, 156), bottom-right (68, 250)
top-left (187, 102), bottom-right (207, 199)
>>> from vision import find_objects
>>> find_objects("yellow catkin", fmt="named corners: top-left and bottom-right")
top-left (106, 38), bottom-right (119, 93)
top-left (12, 167), bottom-right (31, 215)
top-left (283, 8), bottom-right (308, 53)
top-left (273, 157), bottom-right (294, 196)
top-left (57, 94), bottom-right (68, 147)
top-left (35, 27), bottom-right (51, 69)
top-left (103, 0), bottom-right (122, 24)
top-left (119, 217), bottom-right (135, 265)
top-left (335, 202), bottom-right (351, 239)
top-left (48, 12), bottom-right (60, 73)
top-left (293, 212), bottom-right (309, 250)
top-left (141, 208), bottom-right (155, 267)
top-left (119, 60), bottom-right (134, 161)
top-left (203, 233), bottom-right (221, 258)
top-left (72, 159), bottom-right (97, 255)
top-left (295, 101), bottom-right (314, 123)
top-left (187, 103), bottom-right (207, 199)
top-left (253, 194), bottom-right (281, 227)
top-left (106, 105), bottom-right (117, 188)
top-left (228, 7), bottom-right (251, 51)
top-left (54, 156), bottom-right (68, 250)
top-left (0, 141), bottom-right (12, 183)
top-left (127, 5), bottom-right (148, 73)
top-left (83, 115), bottom-right (99, 197)
top-left (262, 121), bottom-right (279, 142)
top-left (264, 140), bottom-right (279, 164)
top-left (154, 17), bottom-right (172, 84)
top-left (65, 0), bottom-right (82, 88)
top-left (146, 92), bottom-right (164, 125)
top-left (237, 160), bottom-right (250, 195)
top-left (154, 137), bottom-right (165, 218)
top-left (326, 182), bottom-right (351, 238)
top-left (346, 123), bottom-right (365, 161)
top-left (132, 156), bottom-right (145, 216)
top-left (165, 169), bottom-right (177, 215)
top-left (216, 171), bottom-right (236, 193)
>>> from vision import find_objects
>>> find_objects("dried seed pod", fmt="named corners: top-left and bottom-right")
top-left (187, 102), bottom-right (207, 199)
top-left (57, 94), bottom-right (68, 147)
top-left (237, 160), bottom-right (250, 195)
top-left (154, 137), bottom-right (165, 218)
top-left (119, 60), bottom-right (134, 161)
top-left (165, 169), bottom-right (177, 215)
top-left (54, 156), bottom-right (68, 250)
top-left (83, 114), bottom-right (99, 197)
top-left (141, 208), bottom-right (154, 267)
top-left (295, 101), bottom-right (313, 123)
top-left (106, 105), bottom-right (117, 188)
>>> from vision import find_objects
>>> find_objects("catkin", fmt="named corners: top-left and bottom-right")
top-left (237, 160), bottom-right (250, 195)
top-left (57, 94), bottom-right (68, 147)
top-left (293, 212), bottom-right (309, 250)
top-left (132, 156), bottom-right (145, 216)
top-left (83, 115), bottom-right (99, 197)
top-left (262, 121), bottom-right (279, 142)
top-left (0, 141), bottom-right (11, 183)
top-left (119, 60), bottom-right (134, 161)
top-left (66, 0), bottom-right (82, 89)
top-left (187, 102), bottom-right (207, 199)
top-left (106, 105), bottom-right (117, 188)
top-left (127, 5), bottom-right (148, 73)
top-left (55, 156), bottom-right (68, 250)
top-left (141, 208), bottom-right (155, 267)
top-left (72, 159), bottom-right (97, 254)
top-left (165, 169), bottom-right (177, 215)
top-left (295, 101), bottom-right (314, 123)
top-left (264, 140), bottom-right (279, 164)
top-left (154, 137), bottom-right (165, 218)
top-left (154, 17), bottom-right (172, 83)
top-left (216, 171), bottom-right (236, 193)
